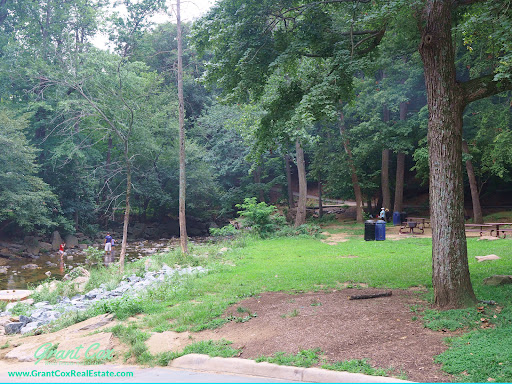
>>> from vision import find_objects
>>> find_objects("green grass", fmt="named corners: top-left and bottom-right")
top-left (322, 359), bottom-right (397, 378)
top-left (110, 323), bottom-right (152, 364)
top-left (255, 348), bottom-right (323, 367)
top-left (23, 226), bottom-right (512, 381)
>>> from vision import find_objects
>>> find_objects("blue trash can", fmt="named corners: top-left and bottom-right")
top-left (392, 211), bottom-right (401, 226)
top-left (375, 220), bottom-right (386, 241)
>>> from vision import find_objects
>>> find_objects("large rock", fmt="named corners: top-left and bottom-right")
top-left (64, 234), bottom-right (79, 249)
top-left (23, 236), bottom-right (40, 255)
top-left (51, 231), bottom-right (62, 251)
top-left (476, 254), bottom-right (501, 262)
top-left (483, 275), bottom-right (512, 286)
top-left (39, 242), bottom-right (52, 251)
top-left (4, 322), bottom-right (24, 334)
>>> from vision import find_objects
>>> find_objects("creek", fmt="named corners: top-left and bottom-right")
top-left (0, 239), bottom-right (187, 290)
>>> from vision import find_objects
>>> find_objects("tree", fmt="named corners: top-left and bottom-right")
top-left (193, 0), bottom-right (512, 308)
top-left (0, 108), bottom-right (59, 232)
top-left (175, 0), bottom-right (188, 253)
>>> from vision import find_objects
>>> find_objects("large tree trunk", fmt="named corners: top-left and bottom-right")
top-left (295, 139), bottom-right (307, 226)
top-left (339, 106), bottom-right (363, 223)
top-left (285, 154), bottom-right (295, 209)
top-left (462, 140), bottom-right (483, 224)
top-left (177, 0), bottom-right (188, 254)
top-left (381, 105), bottom-right (391, 210)
top-left (119, 155), bottom-right (131, 274)
top-left (419, 1), bottom-right (476, 308)
top-left (393, 102), bottom-right (407, 213)
top-left (393, 152), bottom-right (405, 213)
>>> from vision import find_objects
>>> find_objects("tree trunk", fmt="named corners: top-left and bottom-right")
top-left (318, 181), bottom-right (323, 218)
top-left (285, 154), bottom-right (295, 209)
top-left (254, 165), bottom-right (264, 202)
top-left (339, 106), bottom-right (363, 223)
top-left (393, 102), bottom-right (407, 213)
top-left (177, 0), bottom-right (188, 254)
top-left (381, 105), bottom-right (391, 210)
top-left (419, 1), bottom-right (476, 308)
top-left (462, 140), bottom-right (483, 224)
top-left (393, 152), bottom-right (405, 213)
top-left (295, 139), bottom-right (307, 226)
top-left (119, 155), bottom-right (131, 274)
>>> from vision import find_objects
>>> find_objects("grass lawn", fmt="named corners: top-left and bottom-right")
top-left (34, 232), bottom-right (512, 381)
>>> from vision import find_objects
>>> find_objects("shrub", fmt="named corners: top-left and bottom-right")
top-left (209, 224), bottom-right (238, 237)
top-left (85, 246), bottom-right (104, 266)
top-left (236, 197), bottom-right (286, 237)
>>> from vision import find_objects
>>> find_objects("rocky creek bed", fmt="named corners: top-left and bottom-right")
top-left (0, 264), bottom-right (207, 336)
top-left (0, 233), bottom-right (209, 290)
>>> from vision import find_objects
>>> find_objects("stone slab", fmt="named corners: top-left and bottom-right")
top-left (475, 254), bottom-right (501, 262)
top-left (0, 290), bottom-right (32, 302)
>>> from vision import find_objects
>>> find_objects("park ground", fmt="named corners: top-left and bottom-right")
top-left (1, 215), bottom-right (511, 383)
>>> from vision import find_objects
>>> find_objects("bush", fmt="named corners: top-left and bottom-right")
top-left (210, 224), bottom-right (238, 237)
top-left (236, 198), bottom-right (286, 238)
top-left (85, 246), bottom-right (104, 266)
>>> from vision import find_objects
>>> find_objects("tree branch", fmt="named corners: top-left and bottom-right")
top-left (461, 74), bottom-right (512, 106)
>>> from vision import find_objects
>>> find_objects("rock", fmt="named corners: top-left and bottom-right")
top-left (0, 267), bottom-right (8, 274)
top-left (483, 275), bottom-right (512, 286)
top-left (20, 322), bottom-right (39, 335)
top-left (19, 315), bottom-right (30, 325)
top-left (64, 234), bottom-right (79, 249)
top-left (24, 236), bottom-right (40, 255)
top-left (476, 254), bottom-right (501, 262)
top-left (21, 263), bottom-right (39, 270)
top-left (219, 247), bottom-right (229, 253)
top-left (78, 244), bottom-right (88, 249)
top-left (0, 289), bottom-right (32, 302)
top-left (39, 242), bottom-right (52, 251)
top-left (4, 322), bottom-right (24, 334)
top-left (45, 271), bottom-right (51, 277)
top-left (67, 255), bottom-right (73, 260)
top-left (51, 231), bottom-right (62, 251)
top-left (73, 266), bottom-right (91, 278)
top-left (71, 276), bottom-right (89, 292)
top-left (85, 288), bottom-right (103, 300)
top-left (45, 261), bottom-right (57, 267)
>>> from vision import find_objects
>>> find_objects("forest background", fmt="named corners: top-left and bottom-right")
top-left (1, 0), bottom-right (512, 305)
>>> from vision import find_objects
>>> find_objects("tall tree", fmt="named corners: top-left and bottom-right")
top-left (176, 0), bottom-right (188, 253)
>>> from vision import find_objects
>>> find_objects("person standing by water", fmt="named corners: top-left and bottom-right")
top-left (104, 232), bottom-right (112, 256)
top-left (59, 242), bottom-right (65, 273)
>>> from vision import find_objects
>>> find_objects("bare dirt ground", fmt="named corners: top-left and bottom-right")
top-left (196, 289), bottom-right (454, 382)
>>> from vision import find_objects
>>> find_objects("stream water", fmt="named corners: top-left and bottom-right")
top-left (0, 238), bottom-right (189, 290)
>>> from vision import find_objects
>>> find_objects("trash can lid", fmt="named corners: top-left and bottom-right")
top-left (376, 220), bottom-right (386, 223)
top-left (365, 220), bottom-right (376, 224)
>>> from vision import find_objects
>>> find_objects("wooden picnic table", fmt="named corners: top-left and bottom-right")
top-left (406, 217), bottom-right (430, 228)
top-left (400, 220), bottom-right (424, 235)
top-left (486, 223), bottom-right (512, 238)
top-left (465, 223), bottom-right (493, 236)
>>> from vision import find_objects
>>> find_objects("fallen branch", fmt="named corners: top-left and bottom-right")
top-left (349, 291), bottom-right (392, 300)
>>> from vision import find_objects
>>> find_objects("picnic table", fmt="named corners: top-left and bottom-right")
top-left (406, 217), bottom-right (430, 228)
top-left (486, 223), bottom-right (512, 238)
top-left (399, 219), bottom-right (425, 235)
top-left (465, 223), bottom-right (494, 236)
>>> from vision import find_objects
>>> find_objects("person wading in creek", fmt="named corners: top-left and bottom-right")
top-left (104, 232), bottom-right (113, 256)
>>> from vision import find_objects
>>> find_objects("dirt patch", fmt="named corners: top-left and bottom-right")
top-left (321, 232), bottom-right (350, 245)
top-left (146, 331), bottom-right (191, 355)
top-left (196, 289), bottom-right (454, 382)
